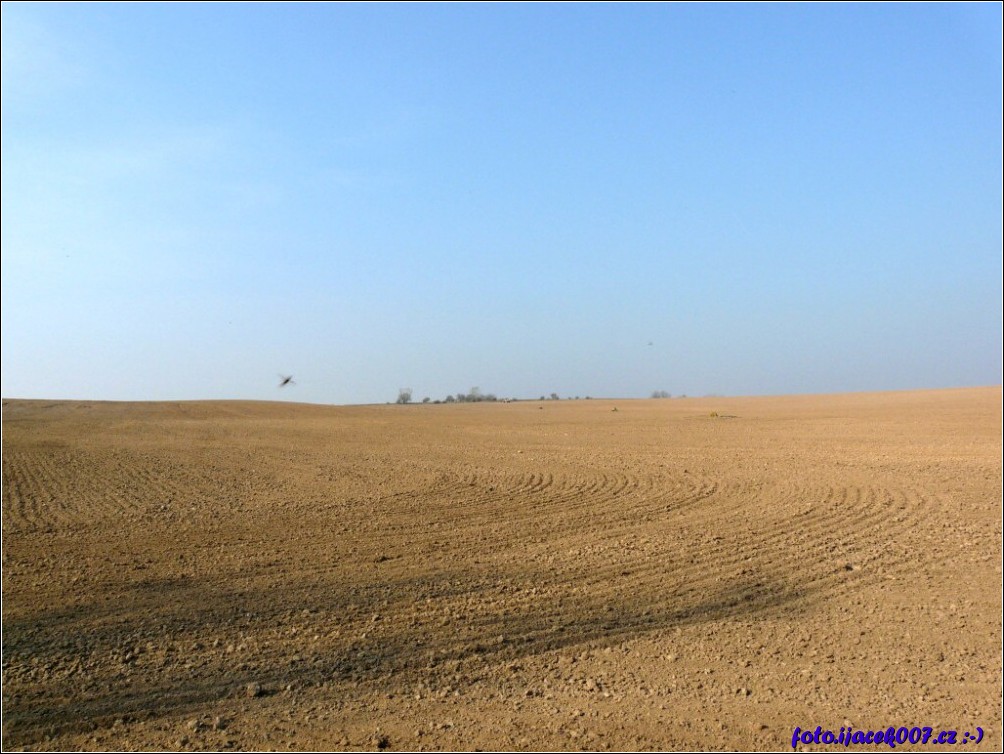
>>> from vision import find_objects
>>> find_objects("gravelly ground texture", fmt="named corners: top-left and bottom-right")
top-left (2, 387), bottom-right (1000, 751)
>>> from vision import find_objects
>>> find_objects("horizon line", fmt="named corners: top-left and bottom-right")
top-left (2, 384), bottom-right (1000, 411)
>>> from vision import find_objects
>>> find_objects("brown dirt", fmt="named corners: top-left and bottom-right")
top-left (2, 388), bottom-right (1001, 751)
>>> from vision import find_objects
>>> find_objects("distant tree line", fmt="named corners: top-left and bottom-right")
top-left (397, 388), bottom-right (682, 404)
top-left (448, 387), bottom-right (497, 403)
top-left (395, 387), bottom-right (585, 404)
top-left (396, 386), bottom-right (503, 404)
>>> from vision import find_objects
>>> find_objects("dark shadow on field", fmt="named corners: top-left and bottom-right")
top-left (2, 564), bottom-right (810, 747)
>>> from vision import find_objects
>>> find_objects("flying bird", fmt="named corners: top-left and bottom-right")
top-left (278, 375), bottom-right (295, 388)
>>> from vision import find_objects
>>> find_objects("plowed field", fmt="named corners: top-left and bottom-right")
top-left (2, 388), bottom-right (1001, 750)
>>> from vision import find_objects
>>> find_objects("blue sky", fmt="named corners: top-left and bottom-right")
top-left (2, 3), bottom-right (1001, 404)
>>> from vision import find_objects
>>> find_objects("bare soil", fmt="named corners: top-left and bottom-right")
top-left (2, 388), bottom-right (1001, 751)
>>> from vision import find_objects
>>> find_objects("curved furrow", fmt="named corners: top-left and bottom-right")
top-left (3, 450), bottom-right (76, 532)
top-left (501, 470), bottom-right (719, 526)
top-left (2, 449), bottom-right (197, 532)
top-left (553, 482), bottom-right (934, 610)
top-left (2, 451), bottom-right (41, 532)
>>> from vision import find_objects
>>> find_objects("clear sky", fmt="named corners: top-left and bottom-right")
top-left (2, 3), bottom-right (1001, 405)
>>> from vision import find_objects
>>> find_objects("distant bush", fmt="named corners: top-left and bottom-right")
top-left (396, 388), bottom-right (413, 404)
top-left (651, 390), bottom-right (671, 399)
top-left (454, 387), bottom-right (499, 403)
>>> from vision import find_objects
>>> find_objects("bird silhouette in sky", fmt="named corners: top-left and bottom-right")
top-left (278, 375), bottom-right (295, 388)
